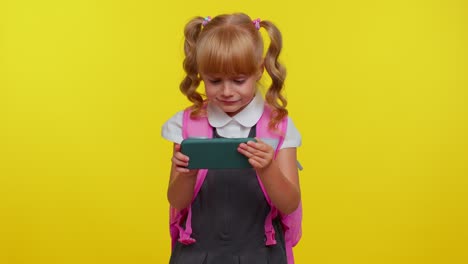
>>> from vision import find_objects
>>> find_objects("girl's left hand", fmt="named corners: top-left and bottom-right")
top-left (238, 137), bottom-right (274, 170)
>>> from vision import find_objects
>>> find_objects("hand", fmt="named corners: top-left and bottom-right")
top-left (237, 137), bottom-right (275, 170)
top-left (172, 144), bottom-right (198, 176)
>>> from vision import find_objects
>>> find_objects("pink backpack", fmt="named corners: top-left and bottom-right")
top-left (169, 104), bottom-right (302, 264)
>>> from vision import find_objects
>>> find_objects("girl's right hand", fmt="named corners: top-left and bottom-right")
top-left (172, 144), bottom-right (198, 176)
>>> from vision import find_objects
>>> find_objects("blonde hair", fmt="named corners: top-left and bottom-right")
top-left (180, 13), bottom-right (287, 129)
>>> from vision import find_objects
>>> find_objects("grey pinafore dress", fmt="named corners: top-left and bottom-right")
top-left (169, 126), bottom-right (287, 264)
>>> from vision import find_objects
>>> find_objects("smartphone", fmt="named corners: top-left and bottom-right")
top-left (180, 138), bottom-right (256, 169)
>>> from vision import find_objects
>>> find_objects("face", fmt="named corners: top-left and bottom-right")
top-left (202, 73), bottom-right (260, 117)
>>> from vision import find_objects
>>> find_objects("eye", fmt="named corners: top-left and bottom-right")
top-left (208, 79), bottom-right (221, 84)
top-left (233, 79), bottom-right (246, 84)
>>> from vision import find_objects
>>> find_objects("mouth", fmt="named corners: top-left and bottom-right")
top-left (218, 99), bottom-right (240, 105)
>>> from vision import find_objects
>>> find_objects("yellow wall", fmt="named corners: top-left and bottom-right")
top-left (1, 0), bottom-right (467, 263)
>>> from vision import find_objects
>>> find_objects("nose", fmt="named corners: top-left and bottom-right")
top-left (221, 81), bottom-right (234, 96)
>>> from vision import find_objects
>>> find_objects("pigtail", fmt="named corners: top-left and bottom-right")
top-left (260, 20), bottom-right (288, 130)
top-left (180, 17), bottom-right (206, 117)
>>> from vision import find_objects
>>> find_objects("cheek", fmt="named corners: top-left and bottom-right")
top-left (241, 84), bottom-right (256, 100)
top-left (204, 86), bottom-right (216, 98)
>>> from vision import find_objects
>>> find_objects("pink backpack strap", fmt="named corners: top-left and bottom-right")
top-left (177, 169), bottom-right (209, 245)
top-left (171, 106), bottom-right (213, 246)
top-left (182, 107), bottom-right (212, 138)
top-left (257, 105), bottom-right (301, 264)
top-left (281, 200), bottom-right (303, 264)
top-left (256, 105), bottom-right (287, 158)
top-left (256, 105), bottom-right (288, 246)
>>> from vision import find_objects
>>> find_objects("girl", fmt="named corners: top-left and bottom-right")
top-left (162, 13), bottom-right (302, 264)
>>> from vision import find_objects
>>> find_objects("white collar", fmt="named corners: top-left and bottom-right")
top-left (207, 90), bottom-right (264, 128)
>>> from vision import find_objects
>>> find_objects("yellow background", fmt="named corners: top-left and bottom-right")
top-left (1, 0), bottom-right (467, 263)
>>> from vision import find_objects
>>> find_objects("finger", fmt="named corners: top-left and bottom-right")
top-left (174, 144), bottom-right (186, 158)
top-left (238, 146), bottom-right (253, 158)
top-left (174, 144), bottom-right (181, 151)
top-left (248, 157), bottom-right (263, 169)
top-left (172, 158), bottom-right (188, 169)
top-left (238, 142), bottom-right (250, 150)
top-left (238, 144), bottom-right (259, 158)
top-left (247, 141), bottom-right (269, 153)
top-left (246, 140), bottom-right (259, 148)
top-left (253, 137), bottom-right (264, 144)
top-left (174, 151), bottom-right (189, 162)
top-left (251, 154), bottom-right (269, 165)
top-left (175, 166), bottom-right (190, 173)
top-left (241, 144), bottom-right (269, 160)
top-left (249, 138), bottom-right (273, 152)
top-left (174, 144), bottom-right (190, 163)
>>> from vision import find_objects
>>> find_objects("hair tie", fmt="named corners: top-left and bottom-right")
top-left (202, 16), bottom-right (211, 26)
top-left (252, 18), bottom-right (261, 30)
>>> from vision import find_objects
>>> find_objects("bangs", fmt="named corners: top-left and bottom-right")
top-left (197, 27), bottom-right (262, 76)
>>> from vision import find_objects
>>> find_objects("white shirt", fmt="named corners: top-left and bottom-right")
top-left (161, 91), bottom-right (302, 149)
